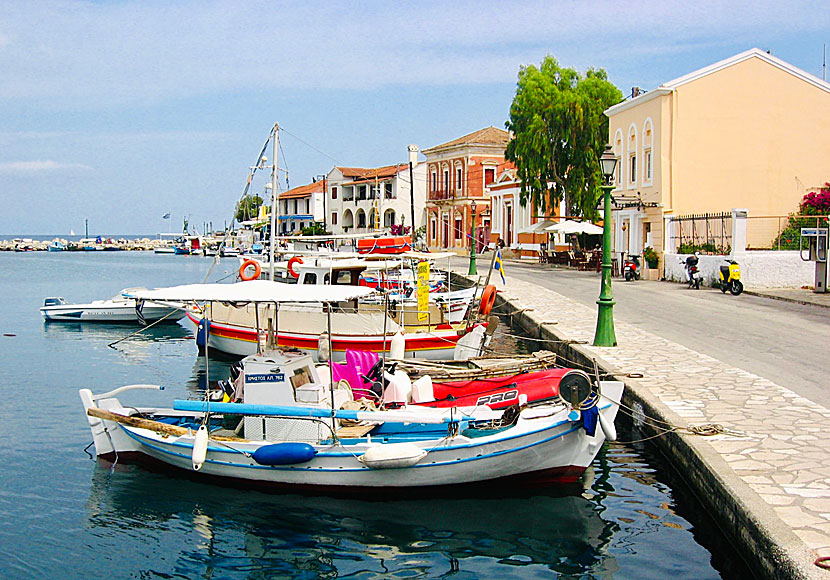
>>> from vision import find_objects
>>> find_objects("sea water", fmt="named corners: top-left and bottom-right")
top-left (0, 251), bottom-right (751, 579)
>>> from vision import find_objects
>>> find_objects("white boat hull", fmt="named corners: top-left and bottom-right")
top-left (41, 302), bottom-right (185, 323)
top-left (80, 381), bottom-right (623, 490)
top-left (186, 310), bottom-right (467, 361)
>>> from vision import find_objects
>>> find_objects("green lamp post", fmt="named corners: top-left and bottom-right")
top-left (468, 199), bottom-right (478, 275)
top-left (593, 145), bottom-right (619, 347)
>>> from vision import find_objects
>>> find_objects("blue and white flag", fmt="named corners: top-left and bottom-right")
top-left (162, 213), bottom-right (171, 219)
top-left (494, 250), bottom-right (506, 284)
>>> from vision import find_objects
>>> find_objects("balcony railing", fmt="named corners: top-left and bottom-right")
top-left (429, 188), bottom-right (454, 201)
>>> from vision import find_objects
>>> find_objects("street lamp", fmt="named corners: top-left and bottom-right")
top-left (468, 199), bottom-right (478, 275)
top-left (593, 145), bottom-right (618, 347)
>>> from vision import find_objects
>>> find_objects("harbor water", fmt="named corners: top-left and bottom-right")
top-left (0, 251), bottom-right (751, 579)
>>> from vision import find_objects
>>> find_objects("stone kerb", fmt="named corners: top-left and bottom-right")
top-left (491, 276), bottom-right (827, 580)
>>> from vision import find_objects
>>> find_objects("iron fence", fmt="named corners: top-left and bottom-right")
top-left (746, 215), bottom-right (830, 250)
top-left (669, 213), bottom-right (830, 252)
top-left (669, 212), bottom-right (732, 254)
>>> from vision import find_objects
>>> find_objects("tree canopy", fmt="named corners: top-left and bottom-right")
top-left (235, 194), bottom-right (264, 223)
top-left (505, 56), bottom-right (623, 220)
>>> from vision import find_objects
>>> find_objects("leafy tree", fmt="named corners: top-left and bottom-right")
top-left (505, 56), bottom-right (623, 219)
top-left (235, 194), bottom-right (264, 222)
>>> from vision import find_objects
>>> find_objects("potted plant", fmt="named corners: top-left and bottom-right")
top-left (643, 246), bottom-right (659, 268)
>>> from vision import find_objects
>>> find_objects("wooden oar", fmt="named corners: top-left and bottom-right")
top-left (86, 407), bottom-right (247, 441)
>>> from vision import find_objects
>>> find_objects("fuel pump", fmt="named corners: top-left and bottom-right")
top-left (800, 227), bottom-right (828, 293)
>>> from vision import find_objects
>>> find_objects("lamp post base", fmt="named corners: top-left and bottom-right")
top-left (593, 298), bottom-right (617, 347)
top-left (468, 258), bottom-right (477, 276)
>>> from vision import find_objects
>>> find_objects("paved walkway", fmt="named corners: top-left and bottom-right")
top-left (457, 265), bottom-right (830, 579)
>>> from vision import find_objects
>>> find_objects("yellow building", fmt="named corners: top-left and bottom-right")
top-left (605, 48), bottom-right (830, 261)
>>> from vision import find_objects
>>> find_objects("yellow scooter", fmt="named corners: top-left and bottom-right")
top-left (718, 260), bottom-right (743, 295)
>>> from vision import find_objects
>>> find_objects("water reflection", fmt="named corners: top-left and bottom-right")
top-left (185, 354), bottom-right (236, 395)
top-left (85, 466), bottom-right (620, 579)
top-left (43, 320), bottom-right (192, 344)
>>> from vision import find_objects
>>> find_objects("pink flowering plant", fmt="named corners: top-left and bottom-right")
top-left (773, 182), bottom-right (830, 249)
top-left (800, 183), bottom-right (830, 215)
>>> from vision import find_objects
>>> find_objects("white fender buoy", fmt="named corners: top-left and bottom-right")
top-left (598, 412), bottom-right (617, 441)
top-left (390, 330), bottom-right (405, 360)
top-left (382, 370), bottom-right (412, 405)
top-left (317, 331), bottom-right (330, 362)
top-left (411, 375), bottom-right (434, 403)
top-left (192, 424), bottom-right (209, 471)
top-left (359, 443), bottom-right (427, 469)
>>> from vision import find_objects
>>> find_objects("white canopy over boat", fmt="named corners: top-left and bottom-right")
top-left (126, 281), bottom-right (376, 304)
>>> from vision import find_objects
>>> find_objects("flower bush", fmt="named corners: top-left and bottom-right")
top-left (772, 183), bottom-right (830, 250)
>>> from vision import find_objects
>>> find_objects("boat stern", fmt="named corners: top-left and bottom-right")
top-left (79, 389), bottom-right (147, 459)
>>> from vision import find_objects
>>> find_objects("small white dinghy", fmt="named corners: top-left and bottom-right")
top-left (40, 288), bottom-right (186, 324)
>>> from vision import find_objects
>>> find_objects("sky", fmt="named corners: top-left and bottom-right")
top-left (0, 1), bottom-right (827, 235)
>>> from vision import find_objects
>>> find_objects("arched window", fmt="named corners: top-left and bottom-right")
top-left (642, 119), bottom-right (654, 185)
top-left (627, 124), bottom-right (638, 188)
top-left (343, 209), bottom-right (354, 230)
top-left (356, 209), bottom-right (366, 229)
top-left (383, 209), bottom-right (396, 228)
top-left (614, 129), bottom-right (624, 187)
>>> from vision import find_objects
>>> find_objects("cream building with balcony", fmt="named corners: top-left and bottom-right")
top-left (605, 48), bottom-right (830, 264)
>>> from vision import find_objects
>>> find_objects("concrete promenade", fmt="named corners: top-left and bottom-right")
top-left (456, 265), bottom-right (830, 579)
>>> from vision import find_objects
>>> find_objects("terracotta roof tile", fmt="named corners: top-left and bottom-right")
top-left (336, 164), bottom-right (408, 180)
top-left (280, 180), bottom-right (325, 199)
top-left (423, 126), bottom-right (511, 153)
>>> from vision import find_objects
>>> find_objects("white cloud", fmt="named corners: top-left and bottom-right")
top-left (0, 0), bottom-right (824, 107)
top-left (0, 160), bottom-right (93, 173)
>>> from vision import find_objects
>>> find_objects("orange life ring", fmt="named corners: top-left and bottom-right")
top-left (479, 285), bottom-right (497, 316)
top-left (287, 256), bottom-right (304, 279)
top-left (239, 259), bottom-right (262, 281)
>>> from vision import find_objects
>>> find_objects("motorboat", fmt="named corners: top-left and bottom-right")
top-left (47, 240), bottom-right (65, 252)
top-left (126, 281), bottom-right (487, 361)
top-left (238, 252), bottom-right (477, 323)
top-left (79, 281), bottom-right (622, 491)
top-left (40, 288), bottom-right (187, 324)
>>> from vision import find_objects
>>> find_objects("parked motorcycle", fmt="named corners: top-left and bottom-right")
top-left (623, 254), bottom-right (641, 281)
top-left (681, 254), bottom-right (703, 289)
top-left (718, 259), bottom-right (743, 295)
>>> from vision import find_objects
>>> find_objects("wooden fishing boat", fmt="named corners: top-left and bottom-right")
top-left (79, 284), bottom-right (623, 491)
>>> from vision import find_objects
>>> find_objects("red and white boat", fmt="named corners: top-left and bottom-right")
top-left (184, 305), bottom-right (477, 360)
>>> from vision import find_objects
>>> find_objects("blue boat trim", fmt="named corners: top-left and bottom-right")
top-left (117, 410), bottom-right (601, 474)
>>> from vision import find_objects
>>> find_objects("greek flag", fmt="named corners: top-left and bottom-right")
top-left (135, 299), bottom-right (147, 326)
top-left (494, 250), bottom-right (506, 284)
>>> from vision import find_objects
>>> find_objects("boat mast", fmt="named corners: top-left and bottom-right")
top-left (269, 122), bottom-right (280, 281)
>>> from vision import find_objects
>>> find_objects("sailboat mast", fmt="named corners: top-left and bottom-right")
top-left (269, 122), bottom-right (280, 281)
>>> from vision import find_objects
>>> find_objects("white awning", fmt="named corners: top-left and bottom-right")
top-left (545, 220), bottom-right (603, 235)
top-left (125, 281), bottom-right (377, 304)
top-left (517, 220), bottom-right (556, 234)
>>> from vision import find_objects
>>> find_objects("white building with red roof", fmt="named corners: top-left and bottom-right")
top-left (325, 146), bottom-right (426, 235)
